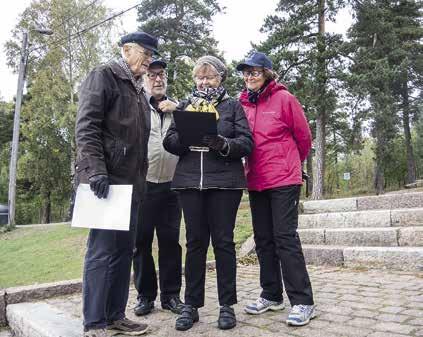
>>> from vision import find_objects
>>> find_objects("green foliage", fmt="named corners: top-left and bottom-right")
top-left (137, 0), bottom-right (223, 98)
top-left (15, 51), bottom-right (72, 224)
top-left (0, 101), bottom-right (14, 203)
top-left (347, 0), bottom-right (423, 193)
top-left (224, 61), bottom-right (244, 98)
top-left (4, 0), bottom-right (115, 224)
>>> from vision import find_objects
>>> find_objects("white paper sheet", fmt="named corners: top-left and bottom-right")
top-left (71, 184), bottom-right (133, 231)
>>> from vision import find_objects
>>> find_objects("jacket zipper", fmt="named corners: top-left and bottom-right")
top-left (253, 103), bottom-right (258, 133)
top-left (199, 151), bottom-right (204, 190)
top-left (158, 110), bottom-right (166, 180)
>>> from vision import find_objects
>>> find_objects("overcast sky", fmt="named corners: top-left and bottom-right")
top-left (0, 0), bottom-right (352, 101)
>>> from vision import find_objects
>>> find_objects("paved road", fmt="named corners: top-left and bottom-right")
top-left (44, 264), bottom-right (423, 337)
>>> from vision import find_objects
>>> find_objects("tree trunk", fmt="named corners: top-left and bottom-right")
top-left (312, 119), bottom-right (325, 199)
top-left (307, 151), bottom-right (313, 196)
top-left (311, 0), bottom-right (326, 200)
top-left (41, 191), bottom-right (51, 224)
top-left (373, 122), bottom-right (385, 195)
top-left (402, 80), bottom-right (416, 184)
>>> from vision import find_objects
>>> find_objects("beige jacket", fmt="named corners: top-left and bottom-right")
top-left (146, 97), bottom-right (179, 183)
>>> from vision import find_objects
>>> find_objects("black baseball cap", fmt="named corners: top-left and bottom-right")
top-left (149, 59), bottom-right (167, 69)
top-left (119, 31), bottom-right (160, 55)
top-left (236, 52), bottom-right (273, 71)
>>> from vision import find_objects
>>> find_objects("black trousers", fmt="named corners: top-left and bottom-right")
top-left (83, 198), bottom-right (140, 330)
top-left (249, 185), bottom-right (314, 305)
top-left (133, 182), bottom-right (182, 301)
top-left (179, 189), bottom-right (242, 308)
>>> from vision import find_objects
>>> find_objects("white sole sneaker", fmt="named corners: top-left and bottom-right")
top-left (244, 302), bottom-right (285, 315)
top-left (286, 310), bottom-right (317, 326)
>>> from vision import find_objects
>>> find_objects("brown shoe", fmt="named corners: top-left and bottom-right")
top-left (106, 318), bottom-right (148, 335)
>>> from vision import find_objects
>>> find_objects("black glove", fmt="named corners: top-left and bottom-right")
top-left (88, 174), bottom-right (110, 199)
top-left (302, 170), bottom-right (309, 182)
top-left (202, 135), bottom-right (228, 152)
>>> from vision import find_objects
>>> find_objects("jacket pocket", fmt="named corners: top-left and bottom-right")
top-left (75, 158), bottom-right (89, 172)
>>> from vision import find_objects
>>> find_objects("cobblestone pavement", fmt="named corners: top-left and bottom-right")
top-left (45, 264), bottom-right (423, 337)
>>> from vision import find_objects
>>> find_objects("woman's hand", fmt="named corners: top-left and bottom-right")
top-left (202, 135), bottom-right (228, 152)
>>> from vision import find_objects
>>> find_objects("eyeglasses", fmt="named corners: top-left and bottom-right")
top-left (132, 46), bottom-right (153, 58)
top-left (242, 70), bottom-right (264, 78)
top-left (194, 75), bottom-right (220, 82)
top-left (147, 71), bottom-right (167, 80)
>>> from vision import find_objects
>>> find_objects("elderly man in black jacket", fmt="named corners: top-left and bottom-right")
top-left (75, 31), bottom-right (158, 337)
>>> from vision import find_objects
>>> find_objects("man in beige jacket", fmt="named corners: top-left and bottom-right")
top-left (133, 60), bottom-right (183, 316)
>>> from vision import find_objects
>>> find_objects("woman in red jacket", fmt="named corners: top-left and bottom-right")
top-left (237, 52), bottom-right (316, 326)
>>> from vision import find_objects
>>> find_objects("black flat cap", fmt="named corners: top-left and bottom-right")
top-left (149, 59), bottom-right (167, 69)
top-left (119, 31), bottom-right (159, 55)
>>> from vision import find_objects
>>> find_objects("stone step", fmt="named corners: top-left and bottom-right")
top-left (239, 238), bottom-right (423, 271)
top-left (7, 302), bottom-right (81, 337)
top-left (303, 245), bottom-right (423, 271)
top-left (301, 191), bottom-right (423, 214)
top-left (298, 226), bottom-right (423, 247)
top-left (299, 207), bottom-right (423, 229)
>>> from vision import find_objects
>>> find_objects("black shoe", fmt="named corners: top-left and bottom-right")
top-left (162, 297), bottom-right (184, 314)
top-left (175, 305), bottom-right (199, 331)
top-left (218, 305), bottom-right (236, 330)
top-left (134, 297), bottom-right (154, 316)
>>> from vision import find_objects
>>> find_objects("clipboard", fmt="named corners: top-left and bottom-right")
top-left (173, 110), bottom-right (217, 147)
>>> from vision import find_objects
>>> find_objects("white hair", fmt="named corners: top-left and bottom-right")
top-left (121, 42), bottom-right (140, 59)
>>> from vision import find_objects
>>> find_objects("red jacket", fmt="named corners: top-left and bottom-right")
top-left (239, 80), bottom-right (312, 191)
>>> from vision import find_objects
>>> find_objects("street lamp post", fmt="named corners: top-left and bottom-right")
top-left (7, 28), bottom-right (53, 230)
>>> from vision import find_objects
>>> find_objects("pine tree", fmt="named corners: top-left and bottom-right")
top-left (257, 0), bottom-right (345, 199)
top-left (348, 0), bottom-right (422, 194)
top-left (137, 0), bottom-right (223, 98)
top-left (389, 0), bottom-right (423, 185)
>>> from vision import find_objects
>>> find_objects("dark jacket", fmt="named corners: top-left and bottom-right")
top-left (75, 60), bottom-right (150, 198)
top-left (163, 96), bottom-right (253, 190)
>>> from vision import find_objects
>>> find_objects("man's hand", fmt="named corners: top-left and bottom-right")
top-left (88, 174), bottom-right (110, 199)
top-left (202, 135), bottom-right (228, 152)
top-left (158, 99), bottom-right (177, 113)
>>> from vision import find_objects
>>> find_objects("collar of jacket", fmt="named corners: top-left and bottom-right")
top-left (147, 93), bottom-right (167, 105)
top-left (108, 60), bottom-right (130, 80)
top-left (239, 80), bottom-right (287, 106)
top-left (108, 60), bottom-right (138, 82)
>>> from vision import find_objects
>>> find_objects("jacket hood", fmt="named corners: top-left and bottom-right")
top-left (239, 80), bottom-right (288, 105)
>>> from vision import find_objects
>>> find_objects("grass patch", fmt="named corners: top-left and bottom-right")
top-left (0, 225), bottom-right (88, 288)
top-left (0, 205), bottom-right (254, 288)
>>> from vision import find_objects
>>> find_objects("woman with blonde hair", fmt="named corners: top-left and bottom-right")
top-left (164, 55), bottom-right (253, 331)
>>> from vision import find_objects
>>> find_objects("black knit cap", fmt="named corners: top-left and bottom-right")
top-left (119, 31), bottom-right (160, 55)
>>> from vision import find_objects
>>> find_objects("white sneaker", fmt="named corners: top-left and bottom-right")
top-left (244, 297), bottom-right (285, 315)
top-left (286, 304), bottom-right (316, 326)
top-left (83, 328), bottom-right (108, 337)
